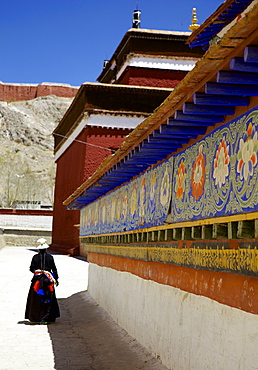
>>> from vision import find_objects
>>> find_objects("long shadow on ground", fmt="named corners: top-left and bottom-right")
top-left (47, 291), bottom-right (168, 370)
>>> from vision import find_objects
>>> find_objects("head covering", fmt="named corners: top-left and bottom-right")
top-left (37, 238), bottom-right (49, 250)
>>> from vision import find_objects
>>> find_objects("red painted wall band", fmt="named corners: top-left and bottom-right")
top-left (88, 252), bottom-right (258, 315)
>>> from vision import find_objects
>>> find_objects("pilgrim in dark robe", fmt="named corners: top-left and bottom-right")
top-left (25, 238), bottom-right (60, 324)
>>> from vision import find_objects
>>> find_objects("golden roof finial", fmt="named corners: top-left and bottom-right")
top-left (189, 7), bottom-right (199, 32)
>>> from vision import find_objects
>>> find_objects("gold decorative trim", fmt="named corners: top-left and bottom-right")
top-left (81, 242), bottom-right (258, 276)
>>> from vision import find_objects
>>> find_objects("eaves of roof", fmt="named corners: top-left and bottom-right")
top-left (97, 28), bottom-right (201, 82)
top-left (63, 4), bottom-right (258, 207)
top-left (187, 0), bottom-right (254, 49)
top-left (53, 82), bottom-right (172, 153)
top-left (103, 28), bottom-right (192, 63)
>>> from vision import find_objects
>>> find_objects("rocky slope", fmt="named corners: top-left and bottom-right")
top-left (0, 95), bottom-right (73, 208)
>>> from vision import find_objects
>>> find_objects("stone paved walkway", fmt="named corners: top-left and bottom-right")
top-left (0, 246), bottom-right (168, 370)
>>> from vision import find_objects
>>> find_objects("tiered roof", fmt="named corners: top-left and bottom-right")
top-left (64, 1), bottom-right (258, 209)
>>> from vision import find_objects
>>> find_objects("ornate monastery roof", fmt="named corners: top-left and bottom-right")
top-left (64, 1), bottom-right (258, 208)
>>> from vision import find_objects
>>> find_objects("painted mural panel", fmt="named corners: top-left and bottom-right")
top-left (172, 107), bottom-right (258, 222)
top-left (80, 107), bottom-right (258, 235)
top-left (80, 157), bottom-right (173, 235)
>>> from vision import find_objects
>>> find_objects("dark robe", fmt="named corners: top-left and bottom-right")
top-left (25, 250), bottom-right (60, 323)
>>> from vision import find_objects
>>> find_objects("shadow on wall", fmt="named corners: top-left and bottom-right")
top-left (47, 291), bottom-right (168, 370)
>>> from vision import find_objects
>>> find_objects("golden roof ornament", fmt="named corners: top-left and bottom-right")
top-left (189, 8), bottom-right (200, 32)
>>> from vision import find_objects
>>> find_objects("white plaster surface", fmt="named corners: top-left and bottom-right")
top-left (116, 55), bottom-right (197, 80)
top-left (85, 114), bottom-right (145, 128)
top-left (0, 214), bottom-right (52, 230)
top-left (88, 263), bottom-right (258, 370)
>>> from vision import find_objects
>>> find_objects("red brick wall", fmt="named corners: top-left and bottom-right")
top-left (52, 126), bottom-right (131, 247)
top-left (83, 126), bottom-right (131, 180)
top-left (0, 83), bottom-right (78, 102)
top-left (117, 68), bottom-right (188, 88)
top-left (52, 129), bottom-right (87, 247)
top-left (0, 209), bottom-right (52, 216)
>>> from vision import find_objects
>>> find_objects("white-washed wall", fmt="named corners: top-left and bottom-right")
top-left (0, 214), bottom-right (52, 230)
top-left (88, 262), bottom-right (258, 370)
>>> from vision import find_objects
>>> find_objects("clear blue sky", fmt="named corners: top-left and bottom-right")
top-left (2, 0), bottom-right (222, 86)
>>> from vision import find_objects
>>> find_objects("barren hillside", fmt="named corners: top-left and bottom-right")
top-left (0, 95), bottom-right (73, 208)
